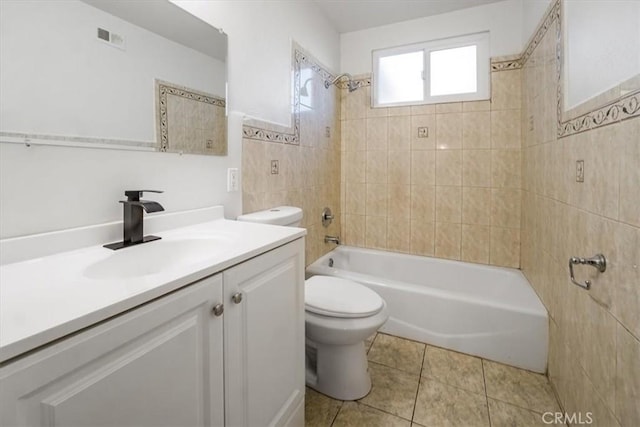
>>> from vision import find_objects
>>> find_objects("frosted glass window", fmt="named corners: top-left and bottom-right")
top-left (377, 51), bottom-right (424, 104)
top-left (372, 32), bottom-right (489, 107)
top-left (430, 45), bottom-right (477, 96)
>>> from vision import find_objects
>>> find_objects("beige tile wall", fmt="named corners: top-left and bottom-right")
top-left (165, 94), bottom-right (227, 155)
top-left (242, 58), bottom-right (342, 266)
top-left (339, 72), bottom-right (523, 268)
top-left (520, 14), bottom-right (639, 427)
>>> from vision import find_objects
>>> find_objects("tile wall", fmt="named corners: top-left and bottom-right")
top-left (519, 3), bottom-right (639, 426)
top-left (242, 47), bottom-right (342, 266)
top-left (157, 81), bottom-right (227, 155)
top-left (339, 71), bottom-right (523, 268)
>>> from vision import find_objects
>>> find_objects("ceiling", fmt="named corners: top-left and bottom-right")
top-left (313, 0), bottom-right (506, 33)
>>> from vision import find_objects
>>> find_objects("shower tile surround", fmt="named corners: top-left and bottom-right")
top-left (518, 1), bottom-right (640, 426)
top-left (242, 45), bottom-right (341, 265)
top-left (241, 3), bottom-right (639, 424)
top-left (339, 72), bottom-right (523, 268)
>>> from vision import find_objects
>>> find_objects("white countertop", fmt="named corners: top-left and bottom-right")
top-left (0, 211), bottom-right (305, 363)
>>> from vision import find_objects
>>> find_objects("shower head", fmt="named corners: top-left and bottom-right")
top-left (324, 73), bottom-right (359, 92)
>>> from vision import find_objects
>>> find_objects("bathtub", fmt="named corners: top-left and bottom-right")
top-left (306, 246), bottom-right (548, 373)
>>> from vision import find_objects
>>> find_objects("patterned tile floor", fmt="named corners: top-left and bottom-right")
top-left (305, 333), bottom-right (563, 427)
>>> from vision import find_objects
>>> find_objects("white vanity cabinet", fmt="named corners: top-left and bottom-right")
top-left (223, 238), bottom-right (305, 427)
top-left (0, 238), bottom-right (305, 427)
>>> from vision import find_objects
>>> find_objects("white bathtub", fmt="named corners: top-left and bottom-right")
top-left (306, 246), bottom-right (548, 373)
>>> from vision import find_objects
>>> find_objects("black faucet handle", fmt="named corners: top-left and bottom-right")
top-left (124, 190), bottom-right (164, 201)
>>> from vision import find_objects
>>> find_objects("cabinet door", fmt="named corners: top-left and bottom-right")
top-left (223, 239), bottom-right (305, 427)
top-left (0, 275), bottom-right (225, 427)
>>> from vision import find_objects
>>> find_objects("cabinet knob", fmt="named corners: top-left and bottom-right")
top-left (212, 303), bottom-right (224, 316)
top-left (231, 292), bottom-right (243, 304)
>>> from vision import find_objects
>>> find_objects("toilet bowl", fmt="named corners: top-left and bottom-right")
top-left (237, 206), bottom-right (389, 400)
top-left (304, 275), bottom-right (388, 400)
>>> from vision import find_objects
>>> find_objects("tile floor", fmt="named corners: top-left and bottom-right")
top-left (305, 333), bottom-right (563, 427)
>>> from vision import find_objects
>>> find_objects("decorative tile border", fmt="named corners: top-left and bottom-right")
top-left (242, 43), bottom-right (336, 145)
top-left (558, 89), bottom-right (640, 136)
top-left (156, 80), bottom-right (225, 152)
top-left (521, 0), bottom-right (561, 67)
top-left (491, 59), bottom-right (523, 71)
top-left (244, 0), bottom-right (637, 141)
top-left (339, 75), bottom-right (371, 89)
top-left (517, 0), bottom-right (639, 137)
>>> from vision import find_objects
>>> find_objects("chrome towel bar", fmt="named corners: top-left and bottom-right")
top-left (569, 254), bottom-right (606, 289)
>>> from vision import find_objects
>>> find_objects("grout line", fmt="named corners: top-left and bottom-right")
top-left (482, 359), bottom-right (493, 427)
top-left (481, 360), bottom-right (560, 416)
top-left (486, 395), bottom-right (551, 417)
top-left (419, 371), bottom-right (487, 396)
top-left (328, 399), bottom-right (344, 427)
top-left (410, 344), bottom-right (427, 424)
top-left (365, 332), bottom-right (378, 355)
top-left (356, 400), bottom-right (414, 422)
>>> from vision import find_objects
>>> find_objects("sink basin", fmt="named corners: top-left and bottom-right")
top-left (84, 237), bottom-right (230, 280)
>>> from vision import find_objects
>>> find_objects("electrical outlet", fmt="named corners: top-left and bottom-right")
top-left (271, 160), bottom-right (279, 175)
top-left (206, 140), bottom-right (213, 149)
top-left (576, 160), bottom-right (584, 182)
top-left (529, 115), bottom-right (534, 131)
top-left (227, 168), bottom-right (239, 192)
top-left (418, 127), bottom-right (429, 138)
top-left (325, 127), bottom-right (331, 138)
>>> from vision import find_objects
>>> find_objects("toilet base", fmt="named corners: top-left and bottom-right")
top-left (305, 340), bottom-right (371, 400)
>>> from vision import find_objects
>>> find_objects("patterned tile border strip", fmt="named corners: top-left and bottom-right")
top-left (156, 80), bottom-right (225, 152)
top-left (494, 0), bottom-right (639, 136)
top-left (244, 0), bottom-right (637, 141)
top-left (491, 59), bottom-right (523, 71)
top-left (557, 89), bottom-right (640, 137)
top-left (242, 44), bottom-right (336, 145)
top-left (338, 76), bottom-right (371, 89)
top-left (552, 0), bottom-right (639, 137)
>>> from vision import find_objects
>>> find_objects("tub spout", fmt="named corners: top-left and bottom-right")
top-left (324, 235), bottom-right (340, 245)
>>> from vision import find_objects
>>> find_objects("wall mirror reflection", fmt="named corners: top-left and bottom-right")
top-left (561, 0), bottom-right (639, 121)
top-left (0, 0), bottom-right (227, 155)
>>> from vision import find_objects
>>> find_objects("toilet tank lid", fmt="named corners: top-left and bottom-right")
top-left (305, 276), bottom-right (384, 318)
top-left (236, 206), bottom-right (302, 225)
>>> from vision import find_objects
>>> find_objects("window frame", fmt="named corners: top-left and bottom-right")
top-left (372, 32), bottom-right (491, 108)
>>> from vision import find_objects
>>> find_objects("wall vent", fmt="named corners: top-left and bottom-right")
top-left (97, 27), bottom-right (125, 50)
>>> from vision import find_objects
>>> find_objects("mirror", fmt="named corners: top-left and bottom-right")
top-left (561, 0), bottom-right (639, 121)
top-left (0, 0), bottom-right (227, 155)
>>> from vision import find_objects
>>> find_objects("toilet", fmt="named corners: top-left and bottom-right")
top-left (237, 206), bottom-right (389, 400)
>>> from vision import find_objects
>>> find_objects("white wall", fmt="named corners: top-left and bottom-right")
top-left (564, 0), bottom-right (640, 109)
top-left (340, 0), bottom-right (524, 75)
top-left (522, 0), bottom-right (552, 44)
top-left (0, 1), bottom-right (340, 239)
top-left (0, 0), bottom-right (225, 142)
top-left (0, 113), bottom-right (243, 238)
top-left (173, 0), bottom-right (340, 127)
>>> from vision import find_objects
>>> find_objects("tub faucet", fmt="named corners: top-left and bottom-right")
top-left (324, 235), bottom-right (340, 245)
top-left (104, 190), bottom-right (164, 250)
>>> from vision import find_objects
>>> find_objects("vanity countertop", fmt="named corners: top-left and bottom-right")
top-left (0, 212), bottom-right (305, 364)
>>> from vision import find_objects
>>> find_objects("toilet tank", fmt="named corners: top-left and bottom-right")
top-left (236, 206), bottom-right (303, 227)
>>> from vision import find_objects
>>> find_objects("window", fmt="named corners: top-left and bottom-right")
top-left (372, 32), bottom-right (490, 107)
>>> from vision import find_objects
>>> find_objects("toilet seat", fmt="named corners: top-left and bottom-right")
top-left (305, 276), bottom-right (384, 318)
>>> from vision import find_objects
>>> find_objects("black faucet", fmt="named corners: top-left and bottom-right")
top-left (104, 190), bottom-right (165, 250)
